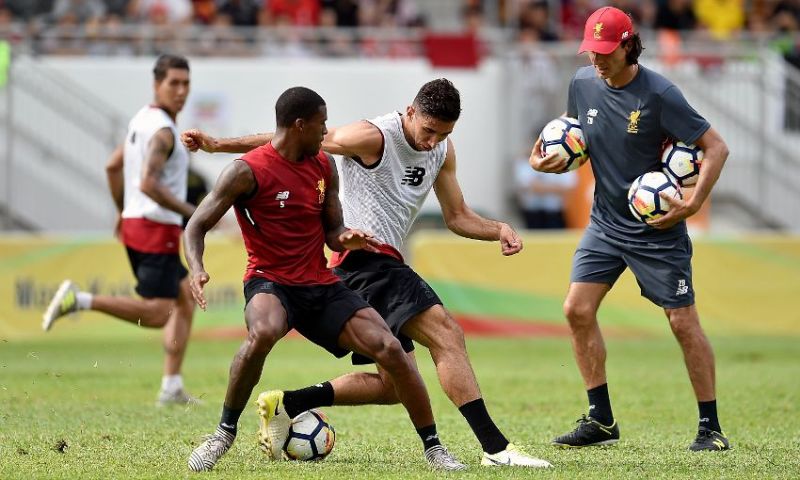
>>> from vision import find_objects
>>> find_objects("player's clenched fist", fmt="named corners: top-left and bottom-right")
top-left (181, 129), bottom-right (216, 153)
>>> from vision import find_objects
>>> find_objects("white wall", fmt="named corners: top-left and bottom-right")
top-left (42, 57), bottom-right (510, 220)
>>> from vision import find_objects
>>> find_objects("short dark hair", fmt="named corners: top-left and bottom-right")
top-left (413, 78), bottom-right (461, 122)
top-left (275, 87), bottom-right (326, 128)
top-left (153, 54), bottom-right (190, 82)
top-left (622, 33), bottom-right (644, 65)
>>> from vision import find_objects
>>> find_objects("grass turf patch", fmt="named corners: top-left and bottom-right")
top-left (0, 335), bottom-right (797, 479)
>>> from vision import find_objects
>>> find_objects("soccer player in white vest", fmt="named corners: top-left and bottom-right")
top-left (43, 54), bottom-right (200, 407)
top-left (182, 79), bottom-right (551, 468)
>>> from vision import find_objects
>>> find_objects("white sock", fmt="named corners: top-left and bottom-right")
top-left (76, 292), bottom-right (93, 310)
top-left (161, 374), bottom-right (183, 392)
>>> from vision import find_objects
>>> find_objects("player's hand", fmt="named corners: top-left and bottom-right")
top-left (647, 191), bottom-right (698, 229)
top-left (181, 129), bottom-right (216, 153)
top-left (339, 229), bottom-right (381, 253)
top-left (189, 271), bottom-right (211, 310)
top-left (528, 137), bottom-right (567, 173)
top-left (499, 223), bottom-right (523, 256)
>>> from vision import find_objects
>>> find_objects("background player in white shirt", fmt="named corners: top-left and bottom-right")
top-left (43, 54), bottom-right (200, 406)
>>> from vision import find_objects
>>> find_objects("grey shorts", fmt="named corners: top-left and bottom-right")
top-left (570, 225), bottom-right (695, 308)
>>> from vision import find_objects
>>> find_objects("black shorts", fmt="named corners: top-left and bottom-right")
top-left (334, 251), bottom-right (443, 365)
top-left (243, 277), bottom-right (371, 359)
top-left (125, 247), bottom-right (188, 299)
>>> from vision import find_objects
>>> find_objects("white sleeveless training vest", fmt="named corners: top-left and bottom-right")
top-left (340, 112), bottom-right (448, 251)
top-left (121, 105), bottom-right (189, 226)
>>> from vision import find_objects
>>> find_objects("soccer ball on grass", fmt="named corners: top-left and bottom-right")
top-left (283, 409), bottom-right (335, 461)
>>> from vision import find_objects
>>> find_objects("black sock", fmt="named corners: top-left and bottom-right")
top-left (219, 405), bottom-right (243, 436)
top-left (458, 398), bottom-right (509, 454)
top-left (416, 424), bottom-right (442, 451)
top-left (698, 400), bottom-right (721, 432)
top-left (587, 383), bottom-right (614, 426)
top-left (282, 381), bottom-right (334, 419)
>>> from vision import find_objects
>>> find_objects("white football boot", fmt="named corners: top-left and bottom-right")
top-left (188, 427), bottom-right (235, 472)
top-left (424, 445), bottom-right (468, 471)
top-left (481, 443), bottom-right (552, 468)
top-left (42, 280), bottom-right (80, 331)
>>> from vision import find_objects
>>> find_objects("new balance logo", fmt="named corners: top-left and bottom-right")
top-left (425, 434), bottom-right (439, 442)
top-left (676, 279), bottom-right (689, 295)
top-left (401, 166), bottom-right (426, 186)
top-left (275, 191), bottom-right (290, 200)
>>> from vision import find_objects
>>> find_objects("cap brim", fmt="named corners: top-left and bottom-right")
top-left (578, 39), bottom-right (620, 55)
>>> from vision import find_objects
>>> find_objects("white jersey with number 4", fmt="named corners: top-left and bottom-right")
top-left (340, 112), bottom-right (448, 251)
top-left (121, 105), bottom-right (189, 226)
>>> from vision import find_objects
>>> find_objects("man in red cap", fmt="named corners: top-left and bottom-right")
top-left (530, 6), bottom-right (731, 452)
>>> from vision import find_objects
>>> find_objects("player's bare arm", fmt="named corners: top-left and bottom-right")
top-left (434, 139), bottom-right (523, 256)
top-left (184, 160), bottom-right (256, 309)
top-left (105, 143), bottom-right (125, 236)
top-left (649, 127), bottom-right (729, 230)
top-left (320, 154), bottom-right (380, 253)
top-left (140, 127), bottom-right (196, 218)
top-left (106, 143), bottom-right (125, 212)
top-left (181, 129), bottom-right (273, 154)
top-left (182, 121), bottom-right (383, 165)
top-left (322, 121), bottom-right (384, 165)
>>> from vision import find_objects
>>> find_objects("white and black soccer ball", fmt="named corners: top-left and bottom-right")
top-left (627, 171), bottom-right (682, 222)
top-left (539, 116), bottom-right (589, 171)
top-left (283, 409), bottom-right (335, 461)
top-left (661, 140), bottom-right (703, 187)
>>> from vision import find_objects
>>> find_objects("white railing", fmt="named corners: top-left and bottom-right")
top-left (0, 56), bottom-right (127, 231)
top-left (1, 27), bottom-right (798, 231)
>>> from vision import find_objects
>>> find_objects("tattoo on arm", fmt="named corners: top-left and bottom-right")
top-left (184, 160), bottom-right (255, 273)
top-left (144, 128), bottom-right (173, 181)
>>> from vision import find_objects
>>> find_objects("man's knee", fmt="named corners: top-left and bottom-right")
top-left (143, 298), bottom-right (176, 327)
top-left (247, 322), bottom-right (283, 353)
top-left (368, 335), bottom-right (408, 369)
top-left (667, 306), bottom-right (700, 338)
top-left (563, 298), bottom-right (597, 328)
top-left (408, 307), bottom-right (466, 352)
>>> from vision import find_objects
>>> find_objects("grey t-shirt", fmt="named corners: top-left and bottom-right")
top-left (567, 65), bottom-right (710, 241)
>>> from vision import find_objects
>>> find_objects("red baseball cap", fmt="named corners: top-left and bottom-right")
top-left (578, 6), bottom-right (634, 55)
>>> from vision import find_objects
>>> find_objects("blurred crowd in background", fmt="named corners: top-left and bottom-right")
top-left (0, 0), bottom-right (798, 35)
top-left (0, 1), bottom-right (797, 58)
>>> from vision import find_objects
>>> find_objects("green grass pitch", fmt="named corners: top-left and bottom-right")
top-left (1, 334), bottom-right (798, 479)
